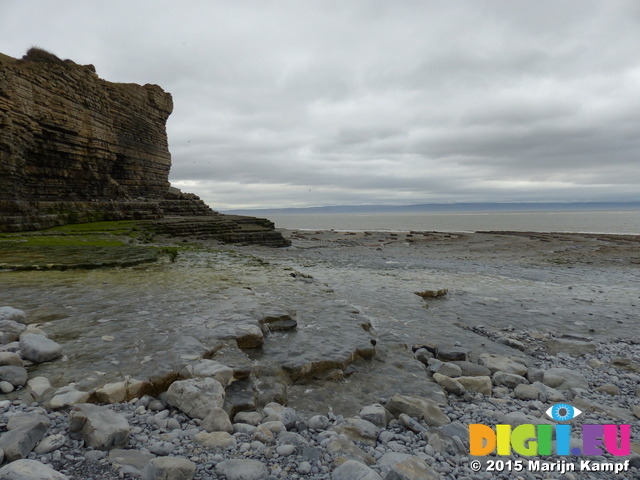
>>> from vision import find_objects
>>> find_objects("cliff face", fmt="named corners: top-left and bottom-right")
top-left (0, 51), bottom-right (175, 230)
top-left (0, 51), bottom-right (289, 246)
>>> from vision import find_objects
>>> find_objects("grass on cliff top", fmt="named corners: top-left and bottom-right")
top-left (0, 221), bottom-right (175, 270)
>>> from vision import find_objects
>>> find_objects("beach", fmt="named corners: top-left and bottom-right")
top-left (1, 229), bottom-right (639, 478)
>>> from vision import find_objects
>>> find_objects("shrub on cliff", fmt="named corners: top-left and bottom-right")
top-left (22, 46), bottom-right (66, 65)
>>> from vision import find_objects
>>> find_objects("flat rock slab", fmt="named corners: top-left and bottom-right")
top-left (385, 394), bottom-right (450, 427)
top-left (546, 338), bottom-right (596, 356)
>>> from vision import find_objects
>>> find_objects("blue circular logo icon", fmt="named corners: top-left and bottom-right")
top-left (545, 403), bottom-right (582, 421)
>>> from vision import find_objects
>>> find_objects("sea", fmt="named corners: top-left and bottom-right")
top-left (265, 209), bottom-right (640, 235)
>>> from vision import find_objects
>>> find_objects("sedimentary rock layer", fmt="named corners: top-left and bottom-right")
top-left (0, 51), bottom-right (173, 231)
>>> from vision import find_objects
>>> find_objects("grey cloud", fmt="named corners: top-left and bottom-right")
top-left (2, 0), bottom-right (640, 208)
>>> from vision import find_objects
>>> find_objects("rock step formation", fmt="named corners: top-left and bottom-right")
top-left (144, 215), bottom-right (291, 247)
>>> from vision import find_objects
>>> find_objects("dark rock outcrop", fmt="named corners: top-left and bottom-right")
top-left (0, 50), bottom-right (289, 246)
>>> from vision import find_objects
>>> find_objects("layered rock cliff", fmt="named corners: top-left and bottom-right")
top-left (0, 50), bottom-right (288, 246)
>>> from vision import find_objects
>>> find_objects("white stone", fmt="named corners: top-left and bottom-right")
top-left (34, 434), bottom-right (66, 454)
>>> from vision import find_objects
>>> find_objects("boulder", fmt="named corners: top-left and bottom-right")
top-left (359, 404), bottom-right (391, 428)
top-left (414, 348), bottom-right (434, 366)
top-left (385, 394), bottom-right (450, 427)
top-left (478, 354), bottom-right (527, 376)
top-left (193, 431), bottom-right (237, 449)
top-left (95, 381), bottom-right (127, 404)
top-left (141, 456), bottom-right (196, 480)
top-left (234, 411), bottom-right (264, 426)
top-left (327, 435), bottom-right (375, 466)
top-left (0, 413), bottom-right (50, 461)
top-left (68, 403), bottom-right (130, 450)
top-left (398, 414), bottom-right (426, 434)
top-left (0, 307), bottom-right (26, 323)
top-left (235, 324), bottom-right (264, 349)
top-left (513, 384), bottom-right (540, 400)
top-left (27, 377), bottom-right (51, 401)
top-left (432, 373), bottom-right (465, 396)
top-left (427, 359), bottom-right (462, 377)
top-left (450, 361), bottom-right (491, 377)
top-left (492, 371), bottom-right (529, 389)
top-left (200, 407), bottom-right (233, 433)
top-left (308, 415), bottom-right (330, 430)
top-left (262, 403), bottom-right (297, 429)
top-left (542, 368), bottom-right (589, 391)
top-left (455, 376), bottom-right (492, 395)
top-left (0, 320), bottom-right (26, 344)
top-left (166, 377), bottom-right (225, 419)
top-left (0, 351), bottom-right (23, 366)
top-left (18, 334), bottom-right (62, 363)
top-left (331, 418), bottom-right (381, 447)
top-left (0, 365), bottom-right (28, 387)
top-left (0, 459), bottom-right (68, 480)
top-left (109, 449), bottom-right (156, 475)
top-left (531, 382), bottom-right (566, 402)
top-left (496, 337), bottom-right (525, 351)
top-left (260, 313), bottom-right (298, 332)
top-left (437, 349), bottom-right (468, 362)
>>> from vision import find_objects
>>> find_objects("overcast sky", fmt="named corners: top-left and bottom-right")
top-left (2, 1), bottom-right (640, 209)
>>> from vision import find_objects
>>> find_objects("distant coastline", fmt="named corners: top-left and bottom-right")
top-left (222, 201), bottom-right (640, 216)
top-left (233, 208), bottom-right (640, 235)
